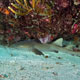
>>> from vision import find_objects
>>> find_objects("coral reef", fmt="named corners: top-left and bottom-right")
top-left (0, 0), bottom-right (80, 46)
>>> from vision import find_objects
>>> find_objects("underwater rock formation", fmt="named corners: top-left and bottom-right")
top-left (0, 0), bottom-right (79, 46)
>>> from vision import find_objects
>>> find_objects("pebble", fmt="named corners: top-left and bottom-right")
top-left (57, 57), bottom-right (62, 59)
top-left (52, 72), bottom-right (58, 76)
top-left (44, 55), bottom-right (49, 58)
top-left (56, 62), bottom-right (62, 65)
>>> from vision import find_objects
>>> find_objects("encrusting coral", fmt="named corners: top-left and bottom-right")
top-left (0, 0), bottom-right (80, 46)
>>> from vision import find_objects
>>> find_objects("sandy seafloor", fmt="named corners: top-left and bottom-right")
top-left (0, 40), bottom-right (80, 80)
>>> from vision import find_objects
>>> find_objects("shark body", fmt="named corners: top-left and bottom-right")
top-left (11, 40), bottom-right (80, 57)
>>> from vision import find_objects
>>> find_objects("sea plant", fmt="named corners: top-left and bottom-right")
top-left (8, 0), bottom-right (52, 17)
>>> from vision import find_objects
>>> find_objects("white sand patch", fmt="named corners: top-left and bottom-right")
top-left (0, 41), bottom-right (80, 80)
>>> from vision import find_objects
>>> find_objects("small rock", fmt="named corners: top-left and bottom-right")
top-left (0, 74), bottom-right (8, 78)
top-left (72, 64), bottom-right (76, 67)
top-left (52, 72), bottom-right (58, 76)
top-left (44, 55), bottom-right (49, 58)
top-left (57, 57), bottom-right (62, 59)
top-left (71, 54), bottom-right (75, 56)
top-left (10, 53), bottom-right (14, 56)
top-left (3, 74), bottom-right (8, 78)
top-left (46, 67), bottom-right (49, 69)
top-left (56, 62), bottom-right (62, 65)
top-left (0, 75), bottom-right (4, 78)
top-left (20, 67), bottom-right (25, 70)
